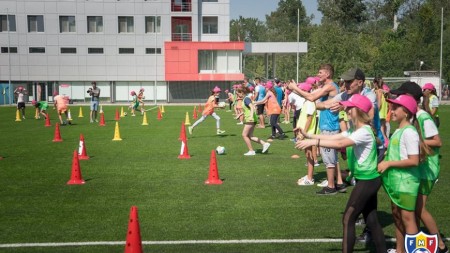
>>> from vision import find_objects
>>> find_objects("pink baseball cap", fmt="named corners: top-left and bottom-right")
top-left (422, 83), bottom-right (435, 91)
top-left (53, 91), bottom-right (59, 96)
top-left (130, 91), bottom-right (136, 96)
top-left (248, 86), bottom-right (254, 92)
top-left (382, 84), bottom-right (390, 92)
top-left (213, 86), bottom-right (221, 93)
top-left (140, 88), bottom-right (145, 92)
top-left (340, 94), bottom-right (373, 113)
top-left (265, 81), bottom-right (273, 89)
top-left (305, 76), bottom-right (320, 85)
top-left (387, 94), bottom-right (418, 115)
top-left (31, 100), bottom-right (37, 105)
top-left (224, 89), bottom-right (229, 93)
top-left (298, 82), bottom-right (312, 92)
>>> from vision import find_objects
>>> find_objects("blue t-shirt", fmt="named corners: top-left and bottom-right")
top-left (274, 86), bottom-right (283, 106)
top-left (256, 85), bottom-right (266, 101)
top-left (319, 82), bottom-right (340, 131)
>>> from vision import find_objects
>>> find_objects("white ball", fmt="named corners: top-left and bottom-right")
top-left (218, 102), bottom-right (226, 107)
top-left (123, 112), bottom-right (127, 116)
top-left (216, 146), bottom-right (226, 155)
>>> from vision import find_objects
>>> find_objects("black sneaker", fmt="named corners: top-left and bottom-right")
top-left (438, 245), bottom-right (449, 253)
top-left (268, 135), bottom-right (276, 140)
top-left (357, 226), bottom-right (372, 244)
top-left (278, 133), bottom-right (287, 140)
top-left (316, 186), bottom-right (337, 195)
top-left (336, 183), bottom-right (347, 193)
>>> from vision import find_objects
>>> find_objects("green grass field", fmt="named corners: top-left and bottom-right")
top-left (0, 105), bottom-right (449, 253)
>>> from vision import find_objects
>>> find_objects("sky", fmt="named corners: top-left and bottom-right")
top-left (230, 0), bottom-right (323, 24)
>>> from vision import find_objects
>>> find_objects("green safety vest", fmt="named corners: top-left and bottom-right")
top-left (346, 125), bottom-right (379, 181)
top-left (242, 97), bottom-right (257, 123)
top-left (417, 111), bottom-right (440, 181)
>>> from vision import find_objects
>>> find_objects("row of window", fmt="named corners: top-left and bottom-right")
top-left (0, 15), bottom-right (218, 34)
top-left (1, 46), bottom-right (162, 54)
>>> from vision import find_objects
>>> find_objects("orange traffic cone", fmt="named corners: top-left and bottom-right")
top-left (124, 206), bottom-right (143, 253)
top-left (115, 108), bottom-right (120, 121)
top-left (99, 112), bottom-right (106, 126)
top-left (78, 134), bottom-right (90, 160)
top-left (192, 106), bottom-right (198, 120)
top-left (67, 150), bottom-right (85, 185)
top-left (205, 150), bottom-right (223, 185)
top-left (45, 113), bottom-right (51, 127)
top-left (178, 122), bottom-right (191, 159)
top-left (52, 123), bottom-right (63, 142)
top-left (157, 108), bottom-right (162, 121)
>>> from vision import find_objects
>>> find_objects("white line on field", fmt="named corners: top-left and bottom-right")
top-left (0, 238), bottom-right (420, 248)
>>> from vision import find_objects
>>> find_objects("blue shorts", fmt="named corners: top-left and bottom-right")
top-left (91, 101), bottom-right (99, 111)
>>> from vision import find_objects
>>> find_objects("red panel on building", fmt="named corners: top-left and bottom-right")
top-left (165, 41), bottom-right (245, 81)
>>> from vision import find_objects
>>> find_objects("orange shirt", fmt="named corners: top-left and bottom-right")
top-left (202, 95), bottom-right (216, 115)
top-left (265, 90), bottom-right (281, 115)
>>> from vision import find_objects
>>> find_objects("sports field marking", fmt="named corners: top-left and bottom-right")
top-left (4, 237), bottom-right (442, 248)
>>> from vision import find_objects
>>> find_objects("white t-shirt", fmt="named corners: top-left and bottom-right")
top-left (288, 92), bottom-right (305, 110)
top-left (393, 127), bottom-right (420, 160)
top-left (430, 95), bottom-right (439, 108)
top-left (417, 110), bottom-right (438, 138)
top-left (341, 126), bottom-right (374, 164)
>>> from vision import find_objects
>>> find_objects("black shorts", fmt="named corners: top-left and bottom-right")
top-left (17, 102), bottom-right (25, 109)
top-left (256, 104), bottom-right (265, 115)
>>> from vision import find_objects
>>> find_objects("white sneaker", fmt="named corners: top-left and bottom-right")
top-left (297, 176), bottom-right (314, 186)
top-left (236, 122), bottom-right (244, 125)
top-left (317, 180), bottom-right (328, 187)
top-left (188, 126), bottom-right (193, 135)
top-left (217, 129), bottom-right (225, 135)
top-left (244, 150), bottom-right (256, 156)
top-left (314, 161), bottom-right (320, 167)
top-left (262, 143), bottom-right (271, 153)
top-left (387, 249), bottom-right (397, 253)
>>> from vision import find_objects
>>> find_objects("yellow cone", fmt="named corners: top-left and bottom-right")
top-left (161, 105), bottom-right (165, 113)
top-left (99, 105), bottom-right (103, 114)
top-left (35, 108), bottom-right (39, 119)
top-left (184, 112), bottom-right (191, 125)
top-left (120, 106), bottom-right (125, 117)
top-left (15, 109), bottom-right (21, 122)
top-left (78, 107), bottom-right (84, 117)
top-left (67, 109), bottom-right (73, 121)
top-left (142, 112), bottom-right (149, 125)
top-left (112, 122), bottom-right (122, 141)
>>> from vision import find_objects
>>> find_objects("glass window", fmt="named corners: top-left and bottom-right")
top-left (29, 47), bottom-right (45, 53)
top-left (145, 48), bottom-right (162, 54)
top-left (145, 16), bottom-right (161, 33)
top-left (198, 50), bottom-right (216, 72)
top-left (59, 16), bottom-right (76, 33)
top-left (88, 48), bottom-right (104, 54)
top-left (118, 16), bottom-right (134, 33)
top-left (28, 15), bottom-right (44, 32)
top-left (119, 48), bottom-right (134, 54)
top-left (202, 16), bottom-right (218, 34)
top-left (1, 47), bottom-right (17, 53)
top-left (198, 50), bottom-right (241, 74)
top-left (87, 16), bottom-right (103, 33)
top-left (61, 47), bottom-right (77, 54)
top-left (202, 0), bottom-right (218, 2)
top-left (0, 15), bottom-right (16, 32)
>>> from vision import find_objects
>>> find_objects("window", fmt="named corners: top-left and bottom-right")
top-left (87, 16), bottom-right (103, 33)
top-left (61, 47), bottom-right (77, 54)
top-left (29, 47), bottom-right (45, 53)
top-left (145, 16), bottom-right (161, 33)
top-left (118, 16), bottom-right (134, 33)
top-left (202, 16), bottom-right (218, 34)
top-left (202, 0), bottom-right (218, 2)
top-left (88, 48), bottom-right (104, 54)
top-left (198, 50), bottom-right (241, 74)
top-left (59, 16), bottom-right (76, 33)
top-left (1, 47), bottom-right (17, 53)
top-left (146, 48), bottom-right (161, 54)
top-left (0, 15), bottom-right (16, 32)
top-left (28, 15), bottom-right (44, 32)
top-left (119, 48), bottom-right (134, 54)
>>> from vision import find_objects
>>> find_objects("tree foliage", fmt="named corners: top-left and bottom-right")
top-left (230, 0), bottom-right (450, 83)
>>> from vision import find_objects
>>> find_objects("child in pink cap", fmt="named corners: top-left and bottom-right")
top-left (422, 82), bottom-right (440, 127)
top-left (379, 94), bottom-right (429, 253)
top-left (296, 94), bottom-right (386, 252)
top-left (189, 86), bottom-right (225, 135)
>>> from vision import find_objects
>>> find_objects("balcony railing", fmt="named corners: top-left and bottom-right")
top-left (172, 33), bottom-right (192, 41)
top-left (171, 3), bottom-right (192, 12)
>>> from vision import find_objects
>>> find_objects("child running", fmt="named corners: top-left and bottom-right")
top-left (234, 86), bottom-right (270, 156)
top-left (138, 88), bottom-right (145, 115)
top-left (378, 94), bottom-right (430, 253)
top-left (296, 94), bottom-right (386, 253)
top-left (32, 100), bottom-right (49, 119)
top-left (189, 86), bottom-right (226, 135)
top-left (130, 91), bottom-right (138, 116)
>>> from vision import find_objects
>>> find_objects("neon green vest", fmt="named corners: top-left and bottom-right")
top-left (346, 126), bottom-right (379, 180)
top-left (242, 97), bottom-right (257, 123)
top-left (297, 101), bottom-right (317, 134)
top-left (381, 125), bottom-right (420, 211)
top-left (417, 111), bottom-right (440, 181)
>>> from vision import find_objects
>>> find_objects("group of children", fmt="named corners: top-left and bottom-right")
top-left (189, 74), bottom-right (446, 253)
top-left (129, 88), bottom-right (145, 116)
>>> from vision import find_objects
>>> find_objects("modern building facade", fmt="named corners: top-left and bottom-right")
top-left (0, 0), bottom-right (246, 104)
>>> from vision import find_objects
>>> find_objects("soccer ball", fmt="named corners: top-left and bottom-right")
top-left (218, 101), bottom-right (226, 108)
top-left (123, 112), bottom-right (127, 116)
top-left (216, 146), bottom-right (226, 155)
